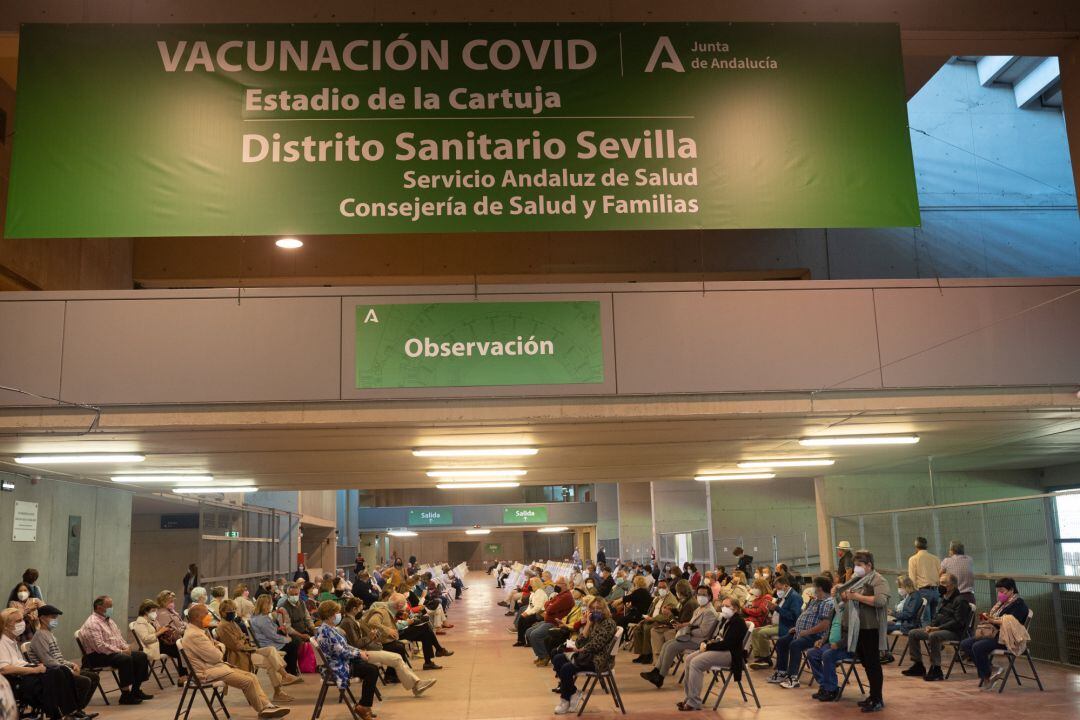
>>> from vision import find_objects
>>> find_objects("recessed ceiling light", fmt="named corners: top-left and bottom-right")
top-left (465, 529), bottom-right (491, 535)
top-left (737, 459), bottom-right (835, 469)
top-left (799, 434), bottom-right (919, 447)
top-left (694, 473), bottom-right (776, 482)
top-left (413, 447), bottom-right (538, 458)
top-left (436, 482), bottom-right (520, 489)
top-left (172, 486), bottom-right (258, 494)
top-left (15, 454), bottom-right (146, 465)
top-left (388, 530), bottom-right (418, 537)
top-left (538, 526), bottom-right (569, 533)
top-left (111, 475), bottom-right (213, 483)
top-left (426, 469), bottom-right (527, 478)
top-left (275, 237), bottom-right (303, 249)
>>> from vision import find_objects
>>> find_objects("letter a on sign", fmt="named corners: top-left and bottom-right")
top-left (363, 308), bottom-right (379, 323)
top-left (644, 36), bottom-right (684, 73)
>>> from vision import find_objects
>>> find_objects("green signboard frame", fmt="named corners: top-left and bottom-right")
top-left (408, 509), bottom-right (453, 526)
top-left (5, 22), bottom-right (918, 238)
top-left (503, 506), bottom-right (549, 524)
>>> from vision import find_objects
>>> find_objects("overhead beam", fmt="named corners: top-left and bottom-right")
top-left (1013, 56), bottom-right (1061, 107)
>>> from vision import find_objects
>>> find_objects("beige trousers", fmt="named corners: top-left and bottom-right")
top-left (202, 666), bottom-right (271, 713)
top-left (251, 647), bottom-right (287, 688)
top-left (365, 649), bottom-right (420, 689)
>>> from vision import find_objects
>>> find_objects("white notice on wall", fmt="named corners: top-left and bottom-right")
top-left (13, 500), bottom-right (38, 542)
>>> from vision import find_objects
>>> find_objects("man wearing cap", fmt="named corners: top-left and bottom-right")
top-left (28, 604), bottom-right (100, 720)
top-left (836, 541), bottom-right (854, 581)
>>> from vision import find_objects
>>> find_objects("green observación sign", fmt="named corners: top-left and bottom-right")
top-left (355, 301), bottom-right (603, 388)
top-left (408, 509), bottom-right (453, 526)
top-left (5, 22), bottom-right (918, 238)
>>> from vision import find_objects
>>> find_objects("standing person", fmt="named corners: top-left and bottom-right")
top-left (6, 583), bottom-right (43, 642)
top-left (835, 551), bottom-right (889, 713)
top-left (908, 537), bottom-right (942, 619)
top-left (355, 554), bottom-right (366, 577)
top-left (27, 604), bottom-right (100, 720)
top-left (836, 541), bottom-right (854, 580)
top-left (293, 563), bottom-right (310, 583)
top-left (733, 547), bottom-right (754, 578)
top-left (595, 546), bottom-right (607, 568)
top-left (182, 564), bottom-right (199, 610)
top-left (939, 541), bottom-right (975, 605)
top-left (77, 596), bottom-right (153, 705)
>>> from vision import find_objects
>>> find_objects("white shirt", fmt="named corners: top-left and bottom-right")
top-left (0, 635), bottom-right (30, 670)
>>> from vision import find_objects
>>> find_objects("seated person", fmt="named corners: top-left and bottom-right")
top-left (232, 585), bottom-right (256, 621)
top-left (279, 583), bottom-right (316, 644)
top-left (537, 588), bottom-right (588, 662)
top-left (722, 571), bottom-right (751, 606)
top-left (806, 599), bottom-right (854, 702)
top-left (77, 595), bottom-right (153, 705)
top-left (743, 578), bottom-right (773, 628)
top-left (131, 599), bottom-right (171, 668)
top-left (186, 587), bottom-right (215, 621)
top-left (1, 607), bottom-right (87, 720)
top-left (314, 601), bottom-right (380, 720)
top-left (207, 586), bottom-right (227, 619)
top-left (354, 573), bottom-right (380, 608)
top-left (748, 576), bottom-right (802, 669)
top-left (26, 605), bottom-right (100, 719)
top-left (153, 590), bottom-right (188, 676)
top-left (630, 579), bottom-right (681, 664)
top-left (525, 578), bottom-right (575, 665)
top-left (884, 575), bottom-right (924, 665)
top-left (768, 575), bottom-right (834, 688)
top-left (337, 597), bottom-right (435, 696)
top-left (613, 575), bottom-right (653, 631)
top-left (513, 578), bottom-right (548, 645)
top-left (250, 593), bottom-right (303, 677)
top-left (960, 577), bottom-right (1029, 689)
top-left (6, 583), bottom-right (44, 642)
top-left (551, 598), bottom-right (618, 715)
top-left (183, 604), bottom-right (289, 718)
top-left (316, 580), bottom-right (339, 603)
top-left (365, 594), bottom-right (452, 670)
top-left (902, 572), bottom-right (972, 681)
top-left (640, 584), bottom-right (719, 688)
top-left (677, 597), bottom-right (749, 711)
top-left (216, 599), bottom-right (298, 704)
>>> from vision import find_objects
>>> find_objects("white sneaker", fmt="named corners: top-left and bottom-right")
top-left (779, 676), bottom-right (800, 689)
top-left (412, 679), bottom-right (437, 697)
top-left (569, 692), bottom-right (583, 710)
top-left (986, 665), bottom-right (1006, 687)
top-left (766, 671), bottom-right (787, 684)
top-left (554, 699), bottom-right (571, 715)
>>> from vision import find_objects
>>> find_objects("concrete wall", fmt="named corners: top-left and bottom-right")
top-left (651, 480), bottom-right (708, 535)
top-left (617, 482), bottom-right (654, 563)
top-left (709, 477), bottom-right (818, 571)
top-left (0, 476), bottom-right (132, 658)
top-left (128, 514), bottom-right (198, 619)
top-left (594, 483), bottom-right (620, 545)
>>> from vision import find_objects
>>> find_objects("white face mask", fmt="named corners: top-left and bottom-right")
top-left (776, 588), bottom-right (787, 598)
top-left (853, 565), bottom-right (868, 578)
top-left (12, 621), bottom-right (25, 636)
top-left (750, 589), bottom-right (761, 598)
top-left (720, 606), bottom-right (735, 619)
top-left (657, 589), bottom-right (668, 597)
top-left (16, 592), bottom-right (29, 602)
top-left (697, 595), bottom-right (710, 606)
top-left (149, 611), bottom-right (158, 621)
top-left (898, 588), bottom-right (908, 598)
top-left (333, 613), bottom-right (342, 626)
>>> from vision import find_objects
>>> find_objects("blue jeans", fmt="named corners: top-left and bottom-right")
top-left (960, 636), bottom-right (1004, 680)
top-left (917, 588), bottom-right (939, 623)
top-left (527, 621), bottom-right (554, 659)
top-left (552, 652), bottom-right (594, 701)
top-left (775, 633), bottom-right (817, 676)
top-left (807, 644), bottom-right (853, 692)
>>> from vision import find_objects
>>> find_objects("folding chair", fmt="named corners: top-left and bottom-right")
top-left (575, 626), bottom-right (626, 716)
top-left (988, 610), bottom-right (1045, 694)
top-left (173, 639), bottom-right (231, 720)
top-left (75, 634), bottom-right (122, 705)
top-left (836, 655), bottom-right (866, 700)
top-left (888, 597), bottom-right (927, 665)
top-left (701, 620), bottom-right (761, 710)
top-left (622, 623), bottom-right (639, 650)
top-left (309, 639), bottom-right (379, 720)
top-left (945, 603), bottom-right (979, 679)
top-left (130, 621), bottom-right (174, 689)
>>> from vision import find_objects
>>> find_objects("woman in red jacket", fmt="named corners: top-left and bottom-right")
top-left (743, 578), bottom-right (774, 627)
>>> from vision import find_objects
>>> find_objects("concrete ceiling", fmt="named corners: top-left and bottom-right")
top-left (2, 403), bottom-right (1079, 493)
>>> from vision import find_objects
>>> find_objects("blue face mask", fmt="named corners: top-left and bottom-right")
top-left (48, 619), bottom-right (59, 630)
top-left (104, 608), bottom-right (113, 619)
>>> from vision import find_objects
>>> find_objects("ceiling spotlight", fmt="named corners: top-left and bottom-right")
top-left (172, 486), bottom-right (258, 494)
top-left (465, 528), bottom-right (491, 535)
top-left (799, 434), bottom-right (919, 447)
top-left (412, 447), bottom-right (538, 458)
top-left (436, 482), bottom-right (520, 489)
top-left (426, 469), bottom-right (527, 478)
top-left (111, 475), bottom-right (213, 484)
top-left (15, 454), bottom-right (146, 465)
top-left (388, 530), bottom-right (418, 537)
top-left (694, 473), bottom-right (776, 482)
top-left (275, 237), bottom-right (303, 249)
top-left (737, 459), bottom-right (835, 469)
top-left (538, 526), bottom-right (569, 533)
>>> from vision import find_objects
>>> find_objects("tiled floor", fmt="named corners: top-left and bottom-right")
top-left (95, 573), bottom-right (1080, 720)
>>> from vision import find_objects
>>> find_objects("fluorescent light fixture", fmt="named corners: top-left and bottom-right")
top-left (412, 447), bottom-right (538, 458)
top-left (1, 482), bottom-right (14, 491)
top-left (799, 434), bottom-right (919, 447)
top-left (172, 486), bottom-right (258, 494)
top-left (15, 454), bottom-right (145, 465)
top-left (465, 529), bottom-right (491, 535)
top-left (388, 530), bottom-right (418, 537)
top-left (737, 459), bottom-right (835, 469)
top-left (695, 473), bottom-right (776, 482)
top-left (538, 526), bottom-right (569, 533)
top-left (426, 469), bottom-right (527, 478)
top-left (111, 475), bottom-right (213, 484)
top-left (436, 482), bottom-right (520, 489)
top-left (275, 237), bottom-right (303, 249)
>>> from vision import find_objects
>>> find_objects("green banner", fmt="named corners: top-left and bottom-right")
top-left (408, 508), bottom-right (453, 526)
top-left (355, 301), bottom-right (603, 388)
top-left (485, 543), bottom-right (503, 555)
top-left (5, 23), bottom-right (918, 239)
top-left (504, 506), bottom-right (549, 524)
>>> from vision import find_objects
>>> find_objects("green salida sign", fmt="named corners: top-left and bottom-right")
top-left (355, 301), bottom-right (603, 388)
top-left (5, 23), bottom-right (918, 238)
top-left (408, 509), bottom-right (453, 526)
top-left (504, 506), bottom-right (549, 524)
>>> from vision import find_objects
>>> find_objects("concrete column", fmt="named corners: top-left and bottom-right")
top-left (814, 476), bottom-right (834, 573)
top-left (1061, 40), bottom-right (1080, 212)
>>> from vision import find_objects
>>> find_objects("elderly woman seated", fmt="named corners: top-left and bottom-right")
top-left (314, 600), bottom-right (380, 720)
top-left (216, 599), bottom-right (299, 704)
top-left (1, 607), bottom-right (89, 719)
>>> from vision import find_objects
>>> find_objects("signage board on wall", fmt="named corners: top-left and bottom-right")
top-left (355, 301), bottom-right (603, 388)
top-left (503, 506), bottom-right (549, 524)
top-left (5, 22), bottom-right (918, 238)
top-left (408, 508), bottom-right (454, 526)
top-left (12, 500), bottom-right (38, 542)
top-left (485, 543), bottom-right (503, 555)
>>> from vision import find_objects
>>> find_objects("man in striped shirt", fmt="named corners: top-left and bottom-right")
top-left (77, 596), bottom-right (152, 705)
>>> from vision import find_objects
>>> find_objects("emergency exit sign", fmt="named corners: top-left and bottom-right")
top-left (225, 531), bottom-right (240, 538)
top-left (408, 509), bottom-right (453, 526)
top-left (503, 506), bottom-right (548, 524)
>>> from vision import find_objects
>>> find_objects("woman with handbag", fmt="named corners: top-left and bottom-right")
top-left (550, 598), bottom-right (617, 715)
top-left (959, 578), bottom-right (1029, 689)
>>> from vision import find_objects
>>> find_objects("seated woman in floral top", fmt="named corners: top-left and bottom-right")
top-left (550, 597), bottom-right (618, 715)
top-left (313, 601), bottom-right (380, 720)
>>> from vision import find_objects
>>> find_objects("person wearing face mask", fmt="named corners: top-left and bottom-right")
top-left (279, 584), bottom-right (316, 642)
top-left (902, 572), bottom-right (971, 683)
top-left (250, 594), bottom-right (303, 676)
top-left (676, 597), bottom-right (749, 711)
top-left (216, 599), bottom-right (298, 704)
top-left (6, 583), bottom-right (43, 642)
top-left (232, 584), bottom-right (256, 620)
top-left (542, 588), bottom-right (589, 660)
top-left (314, 601), bottom-right (381, 720)
top-left (2, 606), bottom-right (89, 720)
top-left (723, 571), bottom-right (751, 606)
top-left (748, 575), bottom-right (801, 669)
top-left (131, 600), bottom-right (168, 664)
top-left (183, 604), bottom-right (289, 718)
top-left (27, 605), bottom-right (100, 720)
top-left (596, 567), bottom-right (615, 599)
top-left (641, 585), bottom-right (719, 688)
top-left (293, 563), bottom-right (310, 583)
top-left (526, 577), bottom-right (574, 665)
top-left (21, 569), bottom-right (43, 603)
top-left (386, 593), bottom-right (453, 669)
top-left (153, 590), bottom-right (188, 678)
top-left (629, 579), bottom-right (678, 663)
top-left (835, 551), bottom-right (890, 712)
top-left (960, 577), bottom-right (1029, 690)
top-left (772, 576), bottom-right (835, 689)
top-left (77, 596), bottom-right (153, 704)
top-left (551, 599), bottom-right (617, 714)
top-left (743, 578), bottom-right (774, 628)
top-left (614, 575), bottom-right (653, 632)
top-left (887, 576), bottom-right (924, 637)
top-left (513, 578), bottom-right (550, 647)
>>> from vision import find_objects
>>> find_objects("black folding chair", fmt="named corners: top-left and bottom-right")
top-left (75, 634), bottom-right (122, 705)
top-left (888, 596), bottom-right (928, 665)
top-left (945, 603), bottom-right (979, 679)
top-left (172, 639), bottom-right (231, 720)
top-left (309, 639), bottom-right (379, 720)
top-left (987, 610), bottom-right (1045, 694)
top-left (836, 655), bottom-right (866, 700)
top-left (701, 621), bottom-right (761, 710)
top-left (575, 626), bottom-right (626, 715)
